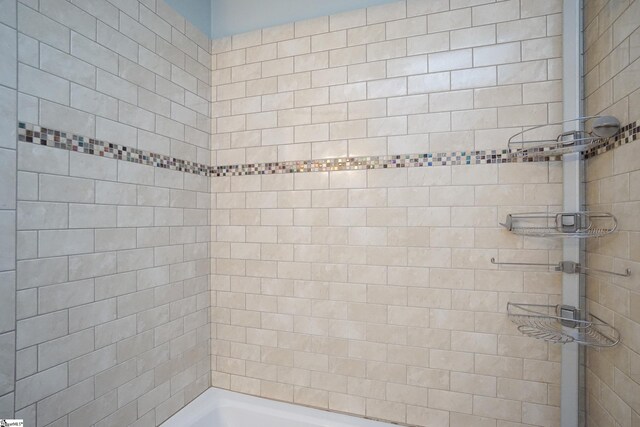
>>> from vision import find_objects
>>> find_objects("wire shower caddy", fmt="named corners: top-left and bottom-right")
top-left (507, 115), bottom-right (621, 159)
top-left (500, 211), bottom-right (617, 238)
top-left (507, 303), bottom-right (620, 347)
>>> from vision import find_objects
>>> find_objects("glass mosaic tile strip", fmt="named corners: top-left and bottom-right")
top-left (584, 120), bottom-right (639, 159)
top-left (18, 120), bottom-right (638, 178)
top-left (18, 122), bottom-right (211, 176)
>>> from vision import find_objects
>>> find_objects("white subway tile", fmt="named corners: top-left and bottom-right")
top-left (387, 16), bottom-right (427, 40)
top-left (474, 42), bottom-right (521, 66)
top-left (18, 3), bottom-right (69, 53)
top-left (367, 39), bottom-right (407, 62)
top-left (41, 0), bottom-right (96, 40)
top-left (407, 33), bottom-right (450, 56)
top-left (472, 0), bottom-right (520, 26)
top-left (429, 49), bottom-right (473, 72)
top-left (347, 61), bottom-right (386, 84)
top-left (450, 25), bottom-right (496, 50)
top-left (429, 9), bottom-right (471, 33)
top-left (367, 2), bottom-right (406, 25)
top-left (407, 0), bottom-right (450, 17)
top-left (330, 9), bottom-right (367, 31)
top-left (348, 25), bottom-right (385, 49)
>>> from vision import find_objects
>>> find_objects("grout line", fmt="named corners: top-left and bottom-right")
top-left (12, 0), bottom-right (18, 418)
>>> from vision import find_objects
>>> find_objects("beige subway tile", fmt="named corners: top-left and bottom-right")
top-left (388, 134), bottom-right (429, 154)
top-left (367, 39), bottom-right (407, 62)
top-left (367, 1), bottom-right (406, 25)
top-left (348, 99), bottom-right (387, 120)
top-left (246, 43), bottom-right (278, 63)
top-left (330, 46), bottom-right (367, 67)
top-left (474, 84), bottom-right (522, 108)
top-left (368, 116), bottom-right (407, 137)
top-left (311, 67), bottom-right (347, 88)
top-left (497, 17), bottom-right (547, 43)
top-left (521, 0), bottom-right (562, 17)
top-left (311, 140), bottom-right (348, 159)
top-left (387, 16), bottom-right (427, 40)
top-left (295, 87), bottom-right (329, 107)
top-left (451, 25), bottom-right (496, 49)
top-left (278, 74), bottom-right (311, 93)
top-left (498, 60), bottom-right (548, 84)
top-left (431, 9), bottom-right (472, 33)
top-left (231, 97), bottom-right (261, 115)
top-left (312, 103), bottom-right (348, 124)
top-left (476, 354), bottom-right (524, 379)
top-left (262, 23), bottom-right (294, 44)
top-left (262, 57), bottom-right (294, 78)
top-left (387, 55), bottom-right (429, 78)
top-left (474, 42), bottom-right (521, 66)
top-left (522, 403), bottom-right (560, 427)
top-left (498, 104), bottom-right (548, 127)
top-left (407, 0), bottom-right (450, 16)
top-left (295, 52), bottom-right (329, 73)
top-left (330, 82), bottom-right (367, 103)
top-left (348, 61), bottom-right (386, 83)
top-left (246, 77), bottom-right (279, 96)
top-left (408, 72), bottom-right (450, 95)
top-left (348, 137), bottom-right (388, 157)
top-left (429, 389), bottom-right (472, 414)
top-left (311, 30), bottom-right (346, 52)
top-left (368, 77), bottom-right (407, 99)
top-left (278, 37), bottom-right (311, 58)
top-left (232, 62), bottom-right (261, 82)
top-left (473, 395), bottom-right (522, 423)
top-left (451, 371), bottom-right (497, 397)
top-left (295, 16), bottom-right (329, 38)
top-left (330, 9), bottom-right (367, 31)
top-left (431, 303), bottom-right (477, 330)
top-left (407, 32), bottom-right (450, 55)
top-left (278, 107), bottom-right (312, 127)
top-left (472, 0), bottom-right (520, 25)
top-left (295, 123), bottom-right (329, 142)
top-left (524, 36), bottom-right (562, 62)
top-left (523, 80), bottom-right (562, 104)
top-left (232, 29), bottom-right (261, 50)
top-left (498, 378), bottom-right (547, 404)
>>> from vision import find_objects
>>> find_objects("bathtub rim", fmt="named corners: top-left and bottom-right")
top-left (160, 386), bottom-right (416, 427)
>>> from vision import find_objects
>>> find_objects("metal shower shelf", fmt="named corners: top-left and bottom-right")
top-left (507, 115), bottom-right (620, 159)
top-left (500, 211), bottom-right (617, 238)
top-left (490, 258), bottom-right (631, 278)
top-left (507, 303), bottom-right (620, 347)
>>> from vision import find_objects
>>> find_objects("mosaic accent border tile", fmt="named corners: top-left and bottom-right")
top-left (18, 122), bottom-right (211, 176)
top-left (584, 120), bottom-right (639, 159)
top-left (18, 120), bottom-right (639, 178)
top-left (212, 149), bottom-right (556, 177)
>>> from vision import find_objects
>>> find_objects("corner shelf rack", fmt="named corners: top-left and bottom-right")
top-left (500, 115), bottom-right (625, 348)
top-left (507, 303), bottom-right (620, 348)
top-left (500, 211), bottom-right (617, 238)
top-left (507, 115), bottom-right (621, 159)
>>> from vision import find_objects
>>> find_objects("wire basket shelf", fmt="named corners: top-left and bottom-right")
top-left (500, 212), bottom-right (617, 238)
top-left (507, 116), bottom-right (620, 159)
top-left (507, 303), bottom-right (620, 347)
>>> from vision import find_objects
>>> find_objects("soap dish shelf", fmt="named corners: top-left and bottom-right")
top-left (500, 212), bottom-right (617, 238)
top-left (507, 303), bottom-right (620, 347)
top-left (507, 115), bottom-right (620, 159)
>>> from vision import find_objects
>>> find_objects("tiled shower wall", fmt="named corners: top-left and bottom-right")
top-left (8, 0), bottom-right (211, 425)
top-left (210, 1), bottom-right (566, 425)
top-left (584, 0), bottom-right (640, 426)
top-left (0, 0), bottom-right (18, 419)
